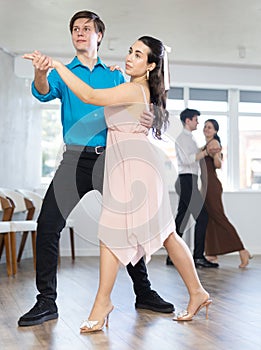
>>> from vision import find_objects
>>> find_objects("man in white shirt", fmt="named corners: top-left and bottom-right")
top-left (167, 108), bottom-right (219, 268)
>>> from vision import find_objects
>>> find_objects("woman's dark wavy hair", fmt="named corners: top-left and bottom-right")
top-left (138, 36), bottom-right (169, 139)
top-left (205, 119), bottom-right (222, 146)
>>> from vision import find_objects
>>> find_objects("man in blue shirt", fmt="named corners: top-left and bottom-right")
top-left (18, 10), bottom-right (174, 327)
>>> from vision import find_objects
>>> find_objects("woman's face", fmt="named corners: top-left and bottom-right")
top-left (203, 121), bottom-right (217, 139)
top-left (125, 40), bottom-right (152, 78)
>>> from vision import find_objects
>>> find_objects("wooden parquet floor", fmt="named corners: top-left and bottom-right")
top-left (0, 254), bottom-right (260, 350)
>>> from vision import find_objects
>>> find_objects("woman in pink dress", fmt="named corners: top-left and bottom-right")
top-left (25, 36), bottom-right (211, 329)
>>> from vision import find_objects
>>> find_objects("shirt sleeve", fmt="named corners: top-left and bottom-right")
top-left (113, 70), bottom-right (126, 85)
top-left (31, 69), bottom-right (62, 102)
top-left (176, 136), bottom-right (198, 165)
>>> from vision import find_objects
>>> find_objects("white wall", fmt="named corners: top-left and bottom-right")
top-left (0, 51), bottom-right (42, 189)
top-left (169, 62), bottom-right (261, 90)
top-left (15, 55), bottom-right (261, 89)
top-left (221, 191), bottom-right (261, 254)
top-left (6, 189), bottom-right (259, 263)
top-left (169, 191), bottom-right (261, 255)
top-left (57, 191), bottom-right (261, 257)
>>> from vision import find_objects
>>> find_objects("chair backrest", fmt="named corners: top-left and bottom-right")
top-left (0, 193), bottom-right (13, 221)
top-left (16, 189), bottom-right (43, 212)
top-left (0, 188), bottom-right (27, 213)
top-left (0, 190), bottom-right (6, 207)
top-left (0, 194), bottom-right (6, 213)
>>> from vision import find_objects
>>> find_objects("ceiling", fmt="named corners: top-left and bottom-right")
top-left (1, 0), bottom-right (261, 68)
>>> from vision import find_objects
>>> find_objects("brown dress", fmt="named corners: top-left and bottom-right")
top-left (200, 156), bottom-right (244, 255)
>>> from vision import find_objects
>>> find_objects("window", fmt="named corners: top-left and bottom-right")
top-left (38, 87), bottom-right (261, 192)
top-left (148, 126), bottom-right (178, 191)
top-left (238, 116), bottom-right (261, 189)
top-left (189, 88), bottom-right (228, 112)
top-left (158, 87), bottom-right (229, 190)
top-left (239, 91), bottom-right (261, 189)
top-left (41, 106), bottom-right (63, 183)
top-left (158, 87), bottom-right (185, 190)
top-left (167, 87), bottom-right (185, 112)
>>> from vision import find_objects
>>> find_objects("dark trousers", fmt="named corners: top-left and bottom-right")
top-left (36, 149), bottom-right (151, 302)
top-left (175, 174), bottom-right (208, 259)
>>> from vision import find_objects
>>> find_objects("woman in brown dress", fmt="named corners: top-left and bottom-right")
top-left (200, 119), bottom-right (252, 268)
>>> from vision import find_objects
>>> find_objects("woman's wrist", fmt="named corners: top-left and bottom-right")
top-left (52, 59), bottom-right (62, 69)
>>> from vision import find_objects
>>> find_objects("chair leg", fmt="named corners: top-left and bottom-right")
top-left (31, 231), bottom-right (37, 270)
top-left (69, 227), bottom-right (75, 260)
top-left (0, 236), bottom-right (4, 259)
top-left (10, 231), bottom-right (17, 275)
top-left (17, 231), bottom-right (29, 263)
top-left (4, 233), bottom-right (12, 276)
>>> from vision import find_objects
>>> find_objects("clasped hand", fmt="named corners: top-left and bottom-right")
top-left (23, 50), bottom-right (59, 71)
top-left (23, 51), bottom-right (154, 129)
top-left (207, 146), bottom-right (222, 156)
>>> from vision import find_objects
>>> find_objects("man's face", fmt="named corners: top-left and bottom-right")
top-left (186, 115), bottom-right (199, 131)
top-left (71, 18), bottom-right (102, 53)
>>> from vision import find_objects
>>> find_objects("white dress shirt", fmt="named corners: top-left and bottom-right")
top-left (175, 128), bottom-right (200, 175)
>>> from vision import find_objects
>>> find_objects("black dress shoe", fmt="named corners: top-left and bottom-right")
top-left (166, 255), bottom-right (173, 265)
top-left (135, 290), bottom-right (174, 313)
top-left (18, 299), bottom-right (58, 327)
top-left (194, 257), bottom-right (219, 268)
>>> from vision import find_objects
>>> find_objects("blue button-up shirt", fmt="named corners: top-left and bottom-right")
top-left (32, 56), bottom-right (125, 146)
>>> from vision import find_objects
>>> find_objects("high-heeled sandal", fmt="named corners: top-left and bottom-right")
top-left (173, 299), bottom-right (212, 321)
top-left (239, 249), bottom-right (253, 268)
top-left (206, 255), bottom-right (218, 263)
top-left (80, 306), bottom-right (114, 333)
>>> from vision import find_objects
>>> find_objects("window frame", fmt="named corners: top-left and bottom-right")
top-left (166, 86), bottom-right (261, 192)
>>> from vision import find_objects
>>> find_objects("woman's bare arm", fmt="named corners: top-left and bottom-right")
top-left (207, 139), bottom-right (222, 168)
top-left (24, 53), bottom-right (143, 106)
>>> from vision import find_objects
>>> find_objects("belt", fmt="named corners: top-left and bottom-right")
top-left (66, 145), bottom-right (106, 154)
top-left (179, 173), bottom-right (198, 177)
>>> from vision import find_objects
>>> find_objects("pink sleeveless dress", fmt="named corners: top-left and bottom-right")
top-left (98, 85), bottom-right (175, 266)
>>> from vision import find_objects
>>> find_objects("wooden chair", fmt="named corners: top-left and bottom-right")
top-left (16, 189), bottom-right (42, 264)
top-left (0, 188), bottom-right (37, 275)
top-left (16, 189), bottom-right (75, 262)
top-left (0, 194), bottom-right (13, 276)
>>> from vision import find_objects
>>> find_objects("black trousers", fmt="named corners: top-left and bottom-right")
top-left (36, 148), bottom-right (151, 302)
top-left (175, 174), bottom-right (208, 259)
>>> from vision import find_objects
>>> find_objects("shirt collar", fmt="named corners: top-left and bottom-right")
top-left (67, 56), bottom-right (107, 69)
top-left (183, 128), bottom-right (192, 135)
